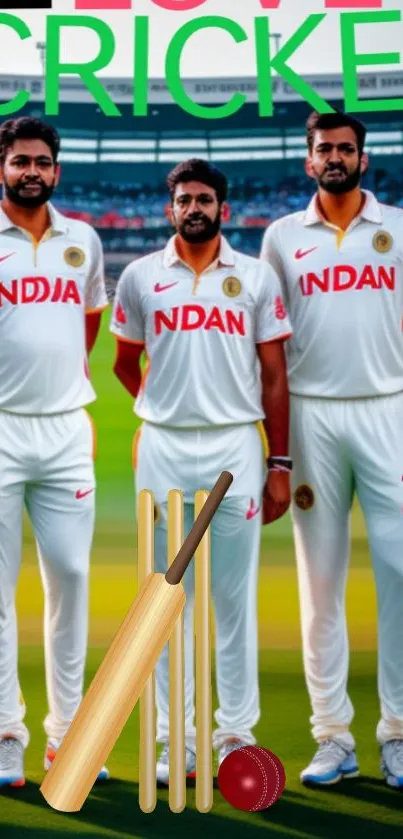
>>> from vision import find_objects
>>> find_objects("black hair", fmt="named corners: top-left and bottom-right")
top-left (0, 117), bottom-right (60, 164)
top-left (306, 111), bottom-right (366, 155)
top-left (167, 158), bottom-right (228, 203)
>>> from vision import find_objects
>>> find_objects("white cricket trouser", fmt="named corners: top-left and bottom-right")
top-left (290, 392), bottom-right (403, 746)
top-left (135, 421), bottom-right (266, 751)
top-left (0, 408), bottom-right (96, 749)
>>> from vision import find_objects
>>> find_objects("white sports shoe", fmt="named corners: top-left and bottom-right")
top-left (156, 744), bottom-right (196, 785)
top-left (0, 736), bottom-right (25, 788)
top-left (218, 738), bottom-right (251, 768)
top-left (44, 738), bottom-right (110, 781)
top-left (301, 738), bottom-right (359, 785)
top-left (381, 739), bottom-right (403, 788)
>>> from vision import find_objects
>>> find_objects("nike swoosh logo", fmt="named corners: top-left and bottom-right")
top-left (246, 505), bottom-right (260, 520)
top-left (75, 488), bottom-right (95, 499)
top-left (0, 252), bottom-right (15, 264)
top-left (295, 247), bottom-right (318, 260)
top-left (154, 281), bottom-right (179, 293)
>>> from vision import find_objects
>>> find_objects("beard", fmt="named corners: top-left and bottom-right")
top-left (176, 210), bottom-right (221, 244)
top-left (316, 160), bottom-right (362, 195)
top-left (3, 176), bottom-right (56, 209)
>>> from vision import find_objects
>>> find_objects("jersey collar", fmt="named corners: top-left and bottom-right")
top-left (0, 201), bottom-right (69, 235)
top-left (303, 189), bottom-right (383, 227)
top-left (163, 234), bottom-right (236, 270)
top-left (47, 203), bottom-right (70, 234)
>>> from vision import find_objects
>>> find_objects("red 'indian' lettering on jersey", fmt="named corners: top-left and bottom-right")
top-left (110, 236), bottom-right (292, 427)
top-left (0, 277), bottom-right (82, 306)
top-left (260, 190), bottom-right (403, 398)
top-left (154, 305), bottom-right (246, 336)
top-left (299, 264), bottom-right (395, 296)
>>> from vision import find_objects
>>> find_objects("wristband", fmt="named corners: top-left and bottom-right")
top-left (267, 456), bottom-right (293, 473)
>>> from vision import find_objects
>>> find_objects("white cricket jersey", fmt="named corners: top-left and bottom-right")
top-left (260, 190), bottom-right (403, 399)
top-left (110, 235), bottom-right (292, 427)
top-left (0, 203), bottom-right (108, 414)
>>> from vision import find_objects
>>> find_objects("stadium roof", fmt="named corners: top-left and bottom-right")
top-left (2, 70), bottom-right (403, 169)
top-left (1, 70), bottom-right (403, 107)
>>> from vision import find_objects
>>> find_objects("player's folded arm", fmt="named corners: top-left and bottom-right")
top-left (256, 337), bottom-right (290, 458)
top-left (85, 310), bottom-right (104, 354)
top-left (256, 338), bottom-right (289, 388)
top-left (256, 339), bottom-right (291, 525)
top-left (113, 337), bottom-right (145, 398)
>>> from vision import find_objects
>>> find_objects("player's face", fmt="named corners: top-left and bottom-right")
top-left (306, 127), bottom-right (368, 194)
top-left (0, 139), bottom-right (60, 208)
top-left (170, 181), bottom-right (224, 243)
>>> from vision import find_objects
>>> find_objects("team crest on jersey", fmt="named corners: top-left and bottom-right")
top-left (222, 276), bottom-right (242, 297)
top-left (372, 231), bottom-right (393, 254)
top-left (294, 484), bottom-right (315, 511)
top-left (64, 246), bottom-right (86, 268)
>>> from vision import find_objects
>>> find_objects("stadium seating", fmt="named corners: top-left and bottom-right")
top-left (52, 169), bottom-right (402, 264)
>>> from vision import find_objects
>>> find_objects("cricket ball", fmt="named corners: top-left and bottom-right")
top-left (217, 745), bottom-right (285, 812)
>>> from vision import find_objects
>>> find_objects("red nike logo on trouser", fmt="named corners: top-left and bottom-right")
top-left (246, 499), bottom-right (260, 519)
top-left (75, 489), bottom-right (94, 499)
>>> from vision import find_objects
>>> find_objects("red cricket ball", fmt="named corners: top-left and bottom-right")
top-left (217, 746), bottom-right (286, 812)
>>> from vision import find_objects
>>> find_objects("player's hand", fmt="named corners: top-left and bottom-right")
top-left (262, 472), bottom-right (291, 525)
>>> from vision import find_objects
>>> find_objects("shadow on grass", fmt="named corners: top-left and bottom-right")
top-left (318, 774), bottom-right (403, 807)
top-left (1, 775), bottom-right (403, 839)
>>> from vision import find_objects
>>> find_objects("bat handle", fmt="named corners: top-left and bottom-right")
top-left (165, 471), bottom-right (233, 586)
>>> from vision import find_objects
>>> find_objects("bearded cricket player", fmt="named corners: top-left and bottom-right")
top-left (0, 117), bottom-right (109, 787)
top-left (110, 158), bottom-right (292, 782)
top-left (261, 110), bottom-right (403, 789)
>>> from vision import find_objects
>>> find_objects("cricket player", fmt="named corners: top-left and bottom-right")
top-left (110, 158), bottom-right (292, 782)
top-left (0, 117), bottom-right (109, 787)
top-left (261, 110), bottom-right (403, 789)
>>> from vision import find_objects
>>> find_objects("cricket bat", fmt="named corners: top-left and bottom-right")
top-left (40, 470), bottom-right (233, 813)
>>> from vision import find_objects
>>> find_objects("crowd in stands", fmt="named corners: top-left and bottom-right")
top-left (54, 176), bottom-right (317, 233)
top-left (53, 169), bottom-right (403, 258)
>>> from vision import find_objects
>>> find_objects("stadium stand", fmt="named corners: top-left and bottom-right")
top-left (1, 72), bottom-right (403, 286)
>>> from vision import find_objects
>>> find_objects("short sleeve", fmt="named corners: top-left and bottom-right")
top-left (109, 263), bottom-right (145, 344)
top-left (84, 228), bottom-right (109, 312)
top-left (260, 223), bottom-right (286, 280)
top-left (255, 264), bottom-right (292, 345)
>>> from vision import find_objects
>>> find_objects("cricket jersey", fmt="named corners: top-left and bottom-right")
top-left (260, 190), bottom-right (403, 398)
top-left (0, 203), bottom-right (108, 414)
top-left (110, 235), bottom-right (292, 427)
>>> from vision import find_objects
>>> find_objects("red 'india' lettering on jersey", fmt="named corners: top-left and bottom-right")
top-left (0, 277), bottom-right (82, 307)
top-left (299, 264), bottom-right (395, 296)
top-left (0, 203), bottom-right (108, 414)
top-left (154, 304), bottom-right (246, 336)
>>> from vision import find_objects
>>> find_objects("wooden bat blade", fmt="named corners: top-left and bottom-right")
top-left (40, 574), bottom-right (185, 812)
top-left (40, 471), bottom-right (232, 813)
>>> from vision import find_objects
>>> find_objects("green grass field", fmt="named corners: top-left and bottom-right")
top-left (2, 317), bottom-right (403, 837)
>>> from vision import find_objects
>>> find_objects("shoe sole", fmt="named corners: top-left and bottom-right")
top-left (301, 768), bottom-right (360, 786)
top-left (0, 777), bottom-right (25, 788)
top-left (384, 777), bottom-right (403, 789)
top-left (383, 772), bottom-right (403, 789)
